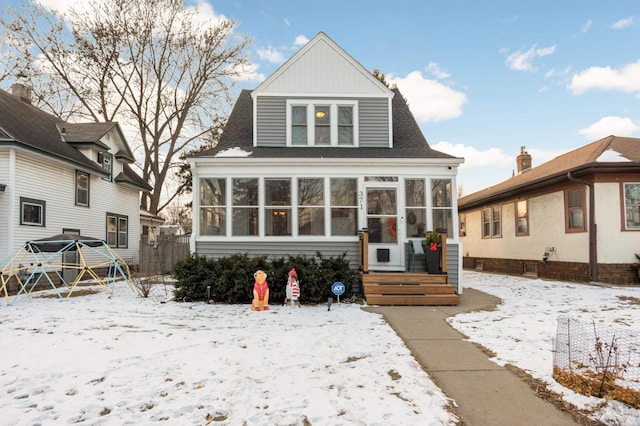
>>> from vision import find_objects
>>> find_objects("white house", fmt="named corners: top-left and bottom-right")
top-left (458, 138), bottom-right (640, 285)
top-left (188, 32), bottom-right (464, 289)
top-left (0, 83), bottom-right (152, 267)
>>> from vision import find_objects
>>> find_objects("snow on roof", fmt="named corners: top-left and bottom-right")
top-left (215, 147), bottom-right (252, 157)
top-left (596, 149), bottom-right (631, 162)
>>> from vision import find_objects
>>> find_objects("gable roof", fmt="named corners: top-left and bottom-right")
top-left (253, 32), bottom-right (394, 97)
top-left (192, 87), bottom-right (458, 160)
top-left (0, 88), bottom-right (105, 173)
top-left (62, 122), bottom-right (136, 163)
top-left (459, 135), bottom-right (640, 210)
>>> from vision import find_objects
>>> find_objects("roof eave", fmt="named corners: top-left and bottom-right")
top-left (459, 162), bottom-right (640, 211)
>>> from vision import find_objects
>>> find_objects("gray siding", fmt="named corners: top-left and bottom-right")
top-left (358, 98), bottom-right (389, 148)
top-left (254, 96), bottom-right (390, 148)
top-left (256, 97), bottom-right (286, 147)
top-left (195, 241), bottom-right (360, 269)
top-left (195, 240), bottom-right (460, 290)
top-left (446, 243), bottom-right (459, 289)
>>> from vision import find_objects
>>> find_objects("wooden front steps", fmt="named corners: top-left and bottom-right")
top-left (360, 271), bottom-right (460, 306)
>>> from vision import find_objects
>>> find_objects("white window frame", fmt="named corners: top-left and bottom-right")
top-left (75, 170), bottom-right (89, 207)
top-left (20, 197), bottom-right (45, 227)
top-left (623, 182), bottom-right (640, 230)
top-left (286, 100), bottom-right (358, 147)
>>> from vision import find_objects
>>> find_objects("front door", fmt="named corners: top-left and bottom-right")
top-left (365, 184), bottom-right (403, 270)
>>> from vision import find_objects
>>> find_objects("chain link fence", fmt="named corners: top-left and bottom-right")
top-left (553, 316), bottom-right (640, 408)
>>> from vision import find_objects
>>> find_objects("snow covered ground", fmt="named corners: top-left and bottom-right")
top-left (1, 270), bottom-right (638, 425)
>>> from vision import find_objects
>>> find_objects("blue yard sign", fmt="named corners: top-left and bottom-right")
top-left (331, 281), bottom-right (345, 303)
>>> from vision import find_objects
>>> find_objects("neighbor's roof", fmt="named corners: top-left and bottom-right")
top-left (191, 88), bottom-right (458, 160)
top-left (0, 88), bottom-right (106, 174)
top-left (459, 135), bottom-right (640, 211)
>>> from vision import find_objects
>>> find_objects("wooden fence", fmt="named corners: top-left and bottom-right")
top-left (139, 234), bottom-right (190, 274)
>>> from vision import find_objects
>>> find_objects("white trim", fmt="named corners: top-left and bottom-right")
top-left (285, 99), bottom-right (359, 147)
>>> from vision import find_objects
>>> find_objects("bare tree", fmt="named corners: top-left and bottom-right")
top-left (1, 0), bottom-right (251, 215)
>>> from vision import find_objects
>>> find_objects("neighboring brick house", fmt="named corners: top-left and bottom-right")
top-left (188, 32), bottom-right (464, 290)
top-left (0, 83), bottom-right (151, 267)
top-left (458, 137), bottom-right (640, 285)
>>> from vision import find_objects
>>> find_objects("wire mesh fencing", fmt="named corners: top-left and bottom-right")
top-left (553, 315), bottom-right (640, 409)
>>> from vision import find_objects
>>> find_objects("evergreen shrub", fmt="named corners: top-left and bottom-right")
top-left (173, 252), bottom-right (357, 304)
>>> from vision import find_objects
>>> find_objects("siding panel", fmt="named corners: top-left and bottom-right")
top-left (195, 241), bottom-right (359, 269)
top-left (359, 98), bottom-right (389, 148)
top-left (256, 97), bottom-right (286, 147)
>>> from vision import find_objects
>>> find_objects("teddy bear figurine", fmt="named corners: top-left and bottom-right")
top-left (252, 269), bottom-right (269, 311)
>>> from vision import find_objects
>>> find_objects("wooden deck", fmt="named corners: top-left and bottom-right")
top-left (360, 271), bottom-right (460, 306)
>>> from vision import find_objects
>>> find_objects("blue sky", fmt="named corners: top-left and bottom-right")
top-left (6, 0), bottom-right (640, 195)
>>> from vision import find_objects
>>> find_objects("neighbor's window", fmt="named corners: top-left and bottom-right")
top-left (565, 187), bottom-right (585, 232)
top-left (20, 197), bottom-right (45, 226)
top-left (516, 199), bottom-right (528, 236)
top-left (298, 178), bottom-right (325, 236)
top-left (106, 213), bottom-right (128, 247)
top-left (97, 151), bottom-right (112, 180)
top-left (265, 179), bottom-right (291, 236)
top-left (76, 170), bottom-right (89, 207)
top-left (200, 178), bottom-right (226, 236)
top-left (232, 178), bottom-right (259, 236)
top-left (482, 205), bottom-right (502, 238)
top-left (623, 183), bottom-right (640, 230)
top-left (459, 213), bottom-right (466, 237)
top-left (288, 100), bottom-right (357, 146)
top-left (431, 179), bottom-right (453, 235)
top-left (405, 179), bottom-right (426, 237)
top-left (330, 178), bottom-right (357, 236)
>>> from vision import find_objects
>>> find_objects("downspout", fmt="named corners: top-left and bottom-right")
top-left (567, 172), bottom-right (597, 282)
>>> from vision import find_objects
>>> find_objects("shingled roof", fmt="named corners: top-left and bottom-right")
top-left (0, 88), bottom-right (105, 174)
top-left (192, 87), bottom-right (457, 160)
top-left (459, 135), bottom-right (640, 210)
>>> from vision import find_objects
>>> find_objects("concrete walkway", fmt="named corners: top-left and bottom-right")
top-left (365, 288), bottom-right (579, 426)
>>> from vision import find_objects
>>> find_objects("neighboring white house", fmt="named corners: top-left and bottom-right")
top-left (458, 137), bottom-right (640, 285)
top-left (0, 83), bottom-right (152, 265)
top-left (188, 32), bottom-right (464, 288)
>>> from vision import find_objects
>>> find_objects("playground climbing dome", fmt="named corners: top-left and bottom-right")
top-left (1, 233), bottom-right (133, 305)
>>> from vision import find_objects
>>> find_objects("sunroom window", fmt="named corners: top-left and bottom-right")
top-left (200, 178), bottom-right (226, 236)
top-left (265, 179), bottom-right (291, 236)
top-left (298, 178), bottom-right (325, 236)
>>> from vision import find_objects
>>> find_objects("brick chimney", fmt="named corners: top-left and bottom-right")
top-left (11, 82), bottom-right (32, 104)
top-left (516, 146), bottom-right (532, 174)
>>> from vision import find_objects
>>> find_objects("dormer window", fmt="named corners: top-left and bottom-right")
top-left (287, 100), bottom-right (358, 147)
top-left (97, 151), bottom-right (113, 180)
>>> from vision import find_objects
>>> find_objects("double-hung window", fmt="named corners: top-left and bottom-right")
top-left (76, 171), bottom-right (89, 207)
top-left (298, 178), bottom-right (325, 235)
top-left (431, 179), bottom-right (453, 234)
top-left (623, 183), bottom-right (640, 230)
top-left (106, 213), bottom-right (128, 247)
top-left (97, 151), bottom-right (112, 181)
top-left (232, 178), bottom-right (259, 236)
top-left (200, 178), bottom-right (226, 236)
top-left (265, 179), bottom-right (291, 236)
top-left (565, 187), bottom-right (585, 232)
top-left (482, 205), bottom-right (502, 238)
top-left (287, 100), bottom-right (357, 146)
top-left (515, 200), bottom-right (528, 236)
top-left (330, 178), bottom-right (357, 236)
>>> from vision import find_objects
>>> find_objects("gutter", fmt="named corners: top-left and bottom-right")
top-left (567, 172), bottom-right (597, 282)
